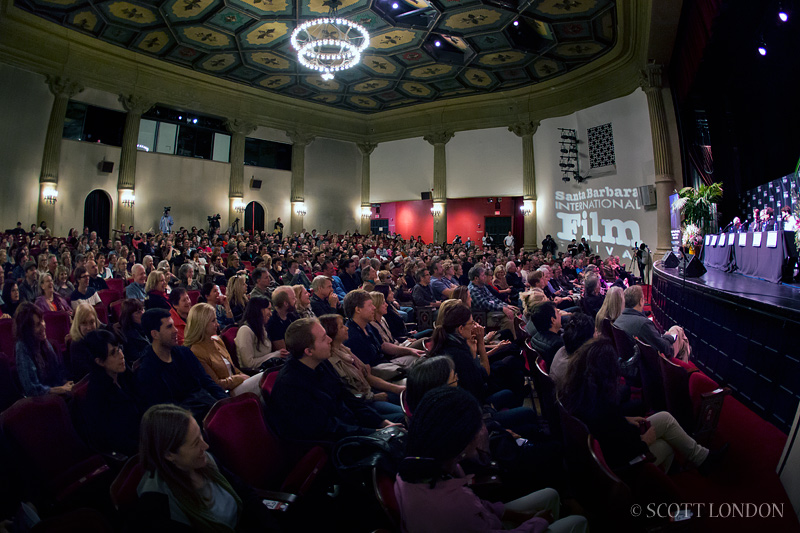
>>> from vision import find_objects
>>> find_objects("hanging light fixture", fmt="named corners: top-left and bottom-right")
top-left (43, 187), bottom-right (58, 204)
top-left (291, 0), bottom-right (370, 81)
top-left (233, 199), bottom-right (246, 214)
top-left (121, 189), bottom-right (136, 208)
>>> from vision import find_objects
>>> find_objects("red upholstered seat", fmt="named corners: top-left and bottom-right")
top-left (105, 278), bottom-right (124, 293)
top-left (94, 305), bottom-right (109, 324)
top-left (43, 311), bottom-right (71, 355)
top-left (203, 393), bottom-right (327, 496)
top-left (220, 326), bottom-right (240, 368)
top-left (108, 300), bottom-right (124, 323)
top-left (110, 455), bottom-right (145, 511)
top-left (0, 318), bottom-right (14, 356)
top-left (187, 290), bottom-right (201, 305)
top-left (97, 289), bottom-right (122, 307)
top-left (372, 467), bottom-right (401, 530)
top-left (261, 369), bottom-right (280, 397)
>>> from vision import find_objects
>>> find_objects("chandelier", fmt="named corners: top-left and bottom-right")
top-left (290, 1), bottom-right (370, 80)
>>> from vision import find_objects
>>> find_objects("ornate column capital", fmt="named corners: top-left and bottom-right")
top-left (509, 121), bottom-right (540, 138)
top-left (225, 118), bottom-right (258, 136)
top-left (46, 75), bottom-right (83, 99)
top-left (286, 129), bottom-right (315, 147)
top-left (639, 63), bottom-right (664, 92)
top-left (119, 95), bottom-right (155, 115)
top-left (357, 141), bottom-right (378, 156)
top-left (423, 131), bottom-right (454, 146)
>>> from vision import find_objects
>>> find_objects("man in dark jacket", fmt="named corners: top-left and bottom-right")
top-left (614, 285), bottom-right (683, 357)
top-left (526, 301), bottom-right (563, 368)
top-left (309, 275), bottom-right (341, 317)
top-left (268, 317), bottom-right (399, 443)
top-left (136, 309), bottom-right (227, 422)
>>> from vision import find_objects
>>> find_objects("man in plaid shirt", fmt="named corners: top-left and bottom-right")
top-left (467, 265), bottom-right (518, 336)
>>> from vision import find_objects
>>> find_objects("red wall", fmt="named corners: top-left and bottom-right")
top-left (367, 196), bottom-right (521, 245)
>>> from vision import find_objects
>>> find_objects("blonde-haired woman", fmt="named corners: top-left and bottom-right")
top-left (114, 256), bottom-right (129, 280)
top-left (595, 286), bottom-right (624, 334)
top-left (225, 274), bottom-right (248, 323)
top-left (68, 302), bottom-right (102, 380)
top-left (370, 291), bottom-right (427, 351)
top-left (292, 284), bottom-right (315, 319)
top-left (184, 303), bottom-right (262, 396)
top-left (145, 270), bottom-right (170, 310)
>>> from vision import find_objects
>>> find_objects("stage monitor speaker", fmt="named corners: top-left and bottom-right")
top-left (250, 178), bottom-right (262, 190)
top-left (421, 191), bottom-right (432, 200)
top-left (680, 256), bottom-right (707, 278)
top-left (99, 161), bottom-right (114, 173)
top-left (662, 251), bottom-right (680, 268)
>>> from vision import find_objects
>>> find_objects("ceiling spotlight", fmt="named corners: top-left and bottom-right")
top-left (778, 2), bottom-right (789, 21)
top-left (192, 118), bottom-right (198, 124)
top-left (513, 20), bottom-right (519, 26)
top-left (392, 2), bottom-right (399, 8)
top-left (434, 40), bottom-right (441, 47)
top-left (562, 176), bottom-right (571, 182)
top-left (758, 43), bottom-right (767, 56)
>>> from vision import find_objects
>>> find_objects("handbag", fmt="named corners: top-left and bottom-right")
top-left (332, 425), bottom-right (407, 480)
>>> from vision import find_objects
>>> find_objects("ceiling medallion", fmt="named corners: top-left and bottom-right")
top-left (290, 1), bottom-right (370, 80)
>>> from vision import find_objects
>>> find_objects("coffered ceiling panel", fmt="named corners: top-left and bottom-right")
top-left (15, 0), bottom-right (617, 113)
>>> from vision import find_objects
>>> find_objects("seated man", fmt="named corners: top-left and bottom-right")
top-left (18, 261), bottom-right (40, 303)
top-left (136, 308), bottom-right (227, 421)
top-left (343, 289), bottom-right (422, 373)
top-left (309, 275), bottom-right (342, 317)
top-left (125, 264), bottom-right (147, 301)
top-left (321, 261), bottom-right (347, 300)
top-left (266, 286), bottom-right (299, 350)
top-left (504, 261), bottom-right (526, 306)
top-left (267, 317), bottom-right (398, 443)
top-left (527, 301), bottom-right (563, 368)
top-left (249, 266), bottom-right (272, 299)
top-left (467, 265), bottom-right (517, 335)
top-left (614, 285), bottom-right (691, 361)
top-left (86, 260), bottom-right (108, 292)
top-left (429, 261), bottom-right (455, 301)
top-left (282, 260), bottom-right (310, 289)
top-left (70, 266), bottom-right (102, 310)
top-left (411, 268), bottom-right (441, 309)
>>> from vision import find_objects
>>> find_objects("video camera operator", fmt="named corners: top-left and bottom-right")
top-left (159, 207), bottom-right (174, 234)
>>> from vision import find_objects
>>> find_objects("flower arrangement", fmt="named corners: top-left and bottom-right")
top-left (682, 223), bottom-right (703, 249)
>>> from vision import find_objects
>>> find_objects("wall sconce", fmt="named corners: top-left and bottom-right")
top-left (361, 206), bottom-right (372, 218)
top-left (430, 203), bottom-right (443, 216)
top-left (121, 189), bottom-right (135, 208)
top-left (233, 199), bottom-right (246, 213)
top-left (294, 202), bottom-right (307, 216)
top-left (520, 200), bottom-right (534, 216)
top-left (43, 187), bottom-right (58, 204)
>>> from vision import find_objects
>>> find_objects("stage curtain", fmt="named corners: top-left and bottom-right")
top-left (670, 0), bottom-right (725, 103)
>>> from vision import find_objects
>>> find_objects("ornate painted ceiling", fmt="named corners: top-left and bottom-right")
top-left (14, 0), bottom-right (616, 114)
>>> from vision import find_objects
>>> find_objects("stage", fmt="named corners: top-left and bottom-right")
top-left (652, 263), bottom-right (800, 433)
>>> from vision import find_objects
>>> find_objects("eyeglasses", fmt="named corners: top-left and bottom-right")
top-left (448, 376), bottom-right (459, 386)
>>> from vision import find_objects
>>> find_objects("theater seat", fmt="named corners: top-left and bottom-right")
top-left (372, 467), bottom-right (401, 531)
top-left (261, 368), bottom-right (281, 398)
top-left (187, 290), bottom-right (201, 305)
top-left (109, 455), bottom-right (145, 513)
top-left (530, 351), bottom-right (558, 436)
top-left (43, 311), bottom-right (71, 355)
top-left (0, 317), bottom-right (15, 356)
top-left (96, 289), bottom-right (122, 307)
top-left (203, 393), bottom-right (327, 497)
top-left (219, 326), bottom-right (241, 369)
top-left (0, 352), bottom-right (22, 412)
top-left (108, 300), bottom-right (124, 323)
top-left (105, 278), bottom-right (124, 294)
top-left (635, 338), bottom-right (668, 413)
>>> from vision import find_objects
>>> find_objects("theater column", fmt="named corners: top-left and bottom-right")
top-left (117, 95), bottom-right (154, 230)
top-left (510, 121), bottom-right (540, 252)
top-left (225, 119), bottom-right (257, 231)
top-left (38, 76), bottom-right (83, 230)
top-left (357, 142), bottom-right (377, 235)
top-left (424, 131), bottom-right (454, 244)
top-left (287, 130), bottom-right (315, 235)
top-left (641, 64), bottom-right (676, 254)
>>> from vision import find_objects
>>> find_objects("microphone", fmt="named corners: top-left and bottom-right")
top-left (721, 220), bottom-right (734, 232)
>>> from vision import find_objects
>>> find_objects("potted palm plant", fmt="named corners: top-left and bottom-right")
top-left (671, 182), bottom-right (723, 254)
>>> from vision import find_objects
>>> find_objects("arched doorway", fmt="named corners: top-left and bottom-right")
top-left (244, 201), bottom-right (265, 234)
top-left (84, 190), bottom-right (111, 242)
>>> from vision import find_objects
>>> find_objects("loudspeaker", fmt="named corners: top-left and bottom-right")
top-left (421, 191), bottom-right (432, 200)
top-left (99, 161), bottom-right (114, 173)
top-left (680, 256), bottom-right (707, 278)
top-left (250, 178), bottom-right (262, 190)
top-left (662, 251), bottom-right (680, 268)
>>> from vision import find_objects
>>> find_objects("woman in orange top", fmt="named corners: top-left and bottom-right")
top-left (34, 273), bottom-right (71, 315)
top-left (184, 303), bottom-right (262, 397)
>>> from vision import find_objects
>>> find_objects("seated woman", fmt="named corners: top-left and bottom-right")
top-left (581, 274), bottom-right (605, 319)
top-left (369, 291), bottom-right (426, 350)
top-left (200, 282), bottom-right (234, 329)
top-left (558, 337), bottom-right (727, 474)
top-left (35, 272), bottom-right (72, 315)
top-left (84, 329), bottom-right (142, 456)
top-left (594, 285), bottom-right (624, 334)
top-left (145, 270), bottom-right (170, 310)
top-left (395, 386), bottom-right (587, 533)
top-left (319, 313), bottom-right (405, 422)
top-left (428, 303), bottom-right (535, 436)
top-left (234, 297), bottom-right (287, 372)
top-left (136, 404), bottom-right (265, 532)
top-left (223, 253), bottom-right (243, 281)
top-left (490, 265), bottom-right (512, 302)
top-left (115, 299), bottom-right (150, 365)
top-left (292, 284), bottom-right (315, 319)
top-left (14, 303), bottom-right (73, 396)
top-left (178, 263), bottom-right (200, 291)
top-left (68, 302), bottom-right (103, 380)
top-left (185, 303), bottom-right (262, 396)
top-left (226, 275), bottom-right (248, 323)
top-left (114, 257), bottom-right (129, 280)
top-left (54, 265), bottom-right (75, 301)
top-left (1, 279), bottom-right (20, 317)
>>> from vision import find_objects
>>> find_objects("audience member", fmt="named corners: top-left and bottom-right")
top-left (467, 265), bottom-right (516, 334)
top-left (582, 274), bottom-right (604, 318)
top-left (527, 301), bottom-right (563, 368)
top-left (126, 264), bottom-right (147, 301)
top-left (292, 284), bottom-right (314, 319)
top-left (549, 312), bottom-right (594, 387)
top-left (411, 268), bottom-right (441, 308)
top-left (1, 279), bottom-right (20, 317)
top-left (594, 285), bottom-right (624, 334)
top-left (615, 285), bottom-right (691, 361)
top-left (178, 263), bottom-right (200, 291)
top-left (235, 296), bottom-right (287, 372)
top-left (144, 270), bottom-right (170, 310)
top-left (86, 260), bottom-right (108, 291)
top-left (249, 267), bottom-right (272, 299)
top-left (67, 302), bottom-right (102, 380)
top-left (115, 298), bottom-right (149, 364)
top-left (226, 275), bottom-right (248, 322)
top-left (309, 275), bottom-right (340, 317)
top-left (34, 272), bottom-right (71, 315)
top-left (200, 282), bottom-right (235, 329)
top-left (55, 265), bottom-right (75, 301)
top-left (14, 303), bottom-right (72, 396)
top-left (168, 287), bottom-right (191, 345)
top-left (18, 261), bottom-right (40, 303)
top-left (70, 266), bottom-right (102, 309)
top-left (265, 286), bottom-right (298, 351)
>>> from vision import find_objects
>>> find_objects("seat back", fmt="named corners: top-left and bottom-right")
top-left (415, 306), bottom-right (435, 330)
top-left (110, 455), bottom-right (145, 510)
top-left (43, 311), bottom-right (71, 354)
top-left (108, 300), bottom-right (125, 323)
top-left (0, 352), bottom-right (23, 412)
top-left (513, 314), bottom-right (529, 341)
top-left (372, 467), bottom-right (401, 531)
top-left (636, 338), bottom-right (668, 413)
top-left (97, 290), bottom-right (122, 307)
top-left (94, 304), bottom-right (109, 325)
top-left (600, 317), bottom-right (615, 346)
top-left (203, 393), bottom-right (288, 489)
top-left (0, 318), bottom-right (15, 356)
top-left (610, 324), bottom-right (636, 361)
top-left (531, 354), bottom-right (559, 434)
top-left (187, 290), bottom-right (201, 305)
top-left (261, 368), bottom-right (281, 398)
top-left (471, 310), bottom-right (487, 327)
top-left (688, 372), bottom-right (730, 446)
top-left (220, 326), bottom-right (240, 368)
top-left (658, 356), bottom-right (694, 429)
top-left (105, 278), bottom-right (124, 293)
